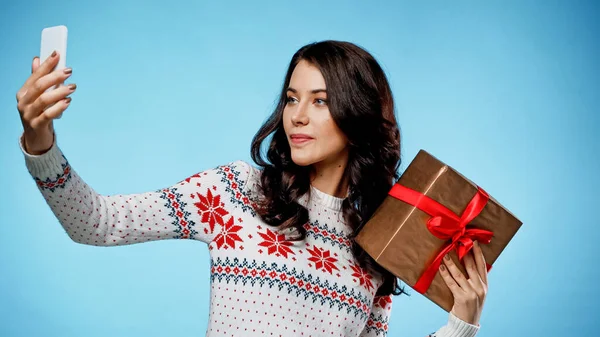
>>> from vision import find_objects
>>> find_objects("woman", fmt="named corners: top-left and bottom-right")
top-left (16, 40), bottom-right (488, 336)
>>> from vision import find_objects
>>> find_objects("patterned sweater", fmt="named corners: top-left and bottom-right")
top-left (19, 134), bottom-right (480, 337)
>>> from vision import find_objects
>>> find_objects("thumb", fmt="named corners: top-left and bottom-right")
top-left (31, 56), bottom-right (40, 73)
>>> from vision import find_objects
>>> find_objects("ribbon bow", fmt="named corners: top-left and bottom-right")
top-left (388, 183), bottom-right (494, 294)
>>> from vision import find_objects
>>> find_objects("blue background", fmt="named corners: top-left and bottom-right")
top-left (1, 1), bottom-right (597, 336)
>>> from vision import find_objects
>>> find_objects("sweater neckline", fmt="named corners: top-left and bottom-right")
top-left (309, 185), bottom-right (345, 211)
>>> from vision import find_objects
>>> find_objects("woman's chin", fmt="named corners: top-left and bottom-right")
top-left (290, 152), bottom-right (318, 167)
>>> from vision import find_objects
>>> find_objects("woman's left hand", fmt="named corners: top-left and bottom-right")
top-left (439, 240), bottom-right (488, 326)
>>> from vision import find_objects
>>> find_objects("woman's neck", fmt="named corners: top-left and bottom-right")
top-left (309, 156), bottom-right (349, 199)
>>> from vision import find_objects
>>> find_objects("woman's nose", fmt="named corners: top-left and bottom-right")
top-left (291, 104), bottom-right (309, 126)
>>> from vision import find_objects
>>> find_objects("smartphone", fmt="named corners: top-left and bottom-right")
top-left (40, 25), bottom-right (68, 93)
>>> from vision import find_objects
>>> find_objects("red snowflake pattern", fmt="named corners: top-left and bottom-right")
top-left (374, 295), bottom-right (392, 310)
top-left (193, 188), bottom-right (228, 233)
top-left (257, 228), bottom-right (295, 258)
top-left (306, 245), bottom-right (339, 274)
top-left (349, 262), bottom-right (374, 292)
top-left (213, 216), bottom-right (243, 249)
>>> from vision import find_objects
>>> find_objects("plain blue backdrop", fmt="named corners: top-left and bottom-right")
top-left (1, 1), bottom-right (598, 336)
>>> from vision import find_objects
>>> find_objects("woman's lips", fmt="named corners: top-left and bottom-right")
top-left (290, 135), bottom-right (314, 145)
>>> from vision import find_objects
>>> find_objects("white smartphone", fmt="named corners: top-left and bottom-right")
top-left (40, 25), bottom-right (68, 93)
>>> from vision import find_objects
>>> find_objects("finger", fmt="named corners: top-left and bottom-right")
top-left (32, 56), bottom-right (40, 73)
top-left (28, 83), bottom-right (76, 118)
top-left (463, 251), bottom-right (485, 293)
top-left (35, 51), bottom-right (61, 77)
top-left (443, 255), bottom-right (474, 293)
top-left (463, 251), bottom-right (479, 282)
top-left (30, 97), bottom-right (71, 129)
top-left (439, 264), bottom-right (462, 296)
top-left (21, 68), bottom-right (72, 106)
top-left (17, 52), bottom-right (60, 103)
top-left (16, 56), bottom-right (41, 103)
top-left (473, 241), bottom-right (488, 285)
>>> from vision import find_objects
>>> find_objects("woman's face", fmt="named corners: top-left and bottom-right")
top-left (283, 60), bottom-right (349, 168)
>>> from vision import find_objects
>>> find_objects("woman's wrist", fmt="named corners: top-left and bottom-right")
top-left (23, 127), bottom-right (54, 156)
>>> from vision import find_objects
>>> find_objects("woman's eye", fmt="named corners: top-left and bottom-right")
top-left (315, 98), bottom-right (328, 106)
top-left (286, 96), bottom-right (298, 104)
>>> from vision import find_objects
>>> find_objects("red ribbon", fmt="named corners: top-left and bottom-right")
top-left (388, 183), bottom-right (494, 294)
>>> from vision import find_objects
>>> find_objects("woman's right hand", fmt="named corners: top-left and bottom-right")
top-left (16, 51), bottom-right (77, 155)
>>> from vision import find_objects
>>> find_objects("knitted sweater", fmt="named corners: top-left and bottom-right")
top-left (19, 134), bottom-right (480, 337)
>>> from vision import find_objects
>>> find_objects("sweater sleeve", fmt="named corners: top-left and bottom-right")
top-left (425, 312), bottom-right (480, 337)
top-left (19, 133), bottom-right (257, 247)
top-left (359, 295), bottom-right (393, 336)
top-left (358, 295), bottom-right (480, 337)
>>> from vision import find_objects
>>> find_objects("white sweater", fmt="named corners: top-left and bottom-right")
top-left (19, 134), bottom-right (480, 337)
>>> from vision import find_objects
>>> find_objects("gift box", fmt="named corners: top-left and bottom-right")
top-left (355, 150), bottom-right (522, 312)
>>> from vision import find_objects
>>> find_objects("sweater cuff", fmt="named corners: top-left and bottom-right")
top-left (19, 132), bottom-right (66, 180)
top-left (443, 312), bottom-right (480, 337)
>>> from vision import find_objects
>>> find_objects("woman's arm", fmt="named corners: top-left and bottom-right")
top-left (359, 295), bottom-right (393, 337)
top-left (20, 132), bottom-right (256, 247)
top-left (358, 295), bottom-right (480, 337)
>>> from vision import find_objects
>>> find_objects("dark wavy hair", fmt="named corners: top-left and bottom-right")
top-left (250, 40), bottom-right (407, 297)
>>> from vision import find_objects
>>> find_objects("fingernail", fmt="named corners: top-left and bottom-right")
top-left (439, 265), bottom-right (446, 271)
top-left (68, 84), bottom-right (77, 91)
top-left (65, 97), bottom-right (72, 104)
top-left (51, 50), bottom-right (57, 57)
top-left (444, 254), bottom-right (450, 261)
top-left (64, 68), bottom-right (72, 74)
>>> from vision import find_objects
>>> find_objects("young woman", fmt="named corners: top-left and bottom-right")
top-left (16, 40), bottom-right (489, 336)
